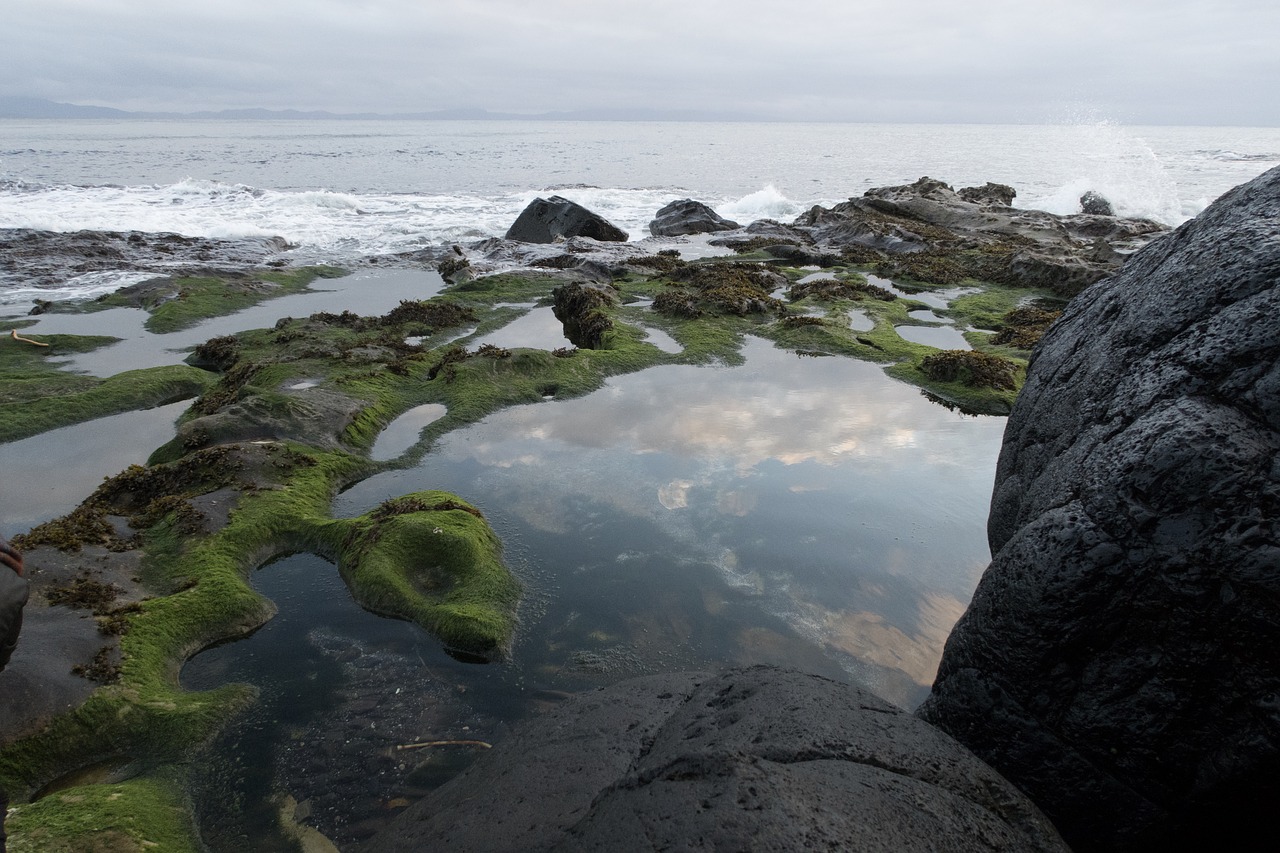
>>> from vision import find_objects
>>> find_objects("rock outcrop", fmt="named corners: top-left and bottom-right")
top-left (919, 165), bottom-right (1280, 850)
top-left (648, 198), bottom-right (740, 236)
top-left (1080, 190), bottom-right (1116, 216)
top-left (0, 228), bottom-right (293, 292)
top-left (792, 177), bottom-right (1167, 295)
top-left (366, 667), bottom-right (1068, 852)
top-left (505, 196), bottom-right (628, 243)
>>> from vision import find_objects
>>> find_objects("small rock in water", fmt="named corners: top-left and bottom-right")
top-left (1079, 190), bottom-right (1115, 216)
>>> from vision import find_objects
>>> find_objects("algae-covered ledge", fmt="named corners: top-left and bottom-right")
top-left (2, 246), bottom-right (1053, 850)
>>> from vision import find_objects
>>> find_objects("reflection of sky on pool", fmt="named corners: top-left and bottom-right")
top-left (370, 403), bottom-right (448, 461)
top-left (0, 400), bottom-right (187, 538)
top-left (895, 324), bottom-right (973, 350)
top-left (471, 306), bottom-right (571, 350)
top-left (337, 336), bottom-right (1005, 707)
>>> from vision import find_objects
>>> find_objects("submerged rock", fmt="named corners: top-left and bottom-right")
top-left (505, 196), bottom-right (628, 243)
top-left (648, 198), bottom-right (740, 236)
top-left (365, 666), bottom-right (1068, 852)
top-left (919, 165), bottom-right (1280, 850)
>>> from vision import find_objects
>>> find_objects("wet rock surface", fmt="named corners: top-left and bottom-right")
top-left (919, 165), bottom-right (1280, 850)
top-left (0, 228), bottom-right (294, 292)
top-left (505, 196), bottom-right (628, 244)
top-left (793, 176), bottom-right (1167, 295)
top-left (648, 198), bottom-right (740, 237)
top-left (365, 666), bottom-right (1068, 853)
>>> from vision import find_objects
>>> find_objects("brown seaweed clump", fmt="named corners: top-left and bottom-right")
top-left (655, 263), bottom-right (786, 318)
top-left (990, 306), bottom-right (1062, 349)
top-left (789, 277), bottom-right (896, 302)
top-left (921, 350), bottom-right (1019, 390)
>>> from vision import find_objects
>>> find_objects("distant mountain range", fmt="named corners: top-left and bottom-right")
top-left (0, 96), bottom-right (763, 122)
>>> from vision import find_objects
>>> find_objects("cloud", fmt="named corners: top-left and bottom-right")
top-left (2, 0), bottom-right (1277, 123)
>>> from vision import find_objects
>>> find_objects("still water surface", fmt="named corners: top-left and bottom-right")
top-left (182, 329), bottom-right (1005, 846)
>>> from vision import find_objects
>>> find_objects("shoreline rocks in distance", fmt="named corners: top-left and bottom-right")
top-left (918, 164), bottom-right (1280, 850)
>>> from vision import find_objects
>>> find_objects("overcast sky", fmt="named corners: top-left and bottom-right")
top-left (3, 0), bottom-right (1276, 124)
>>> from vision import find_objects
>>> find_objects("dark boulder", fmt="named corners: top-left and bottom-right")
top-left (648, 198), bottom-right (740, 237)
top-left (959, 182), bottom-right (1017, 206)
top-left (365, 667), bottom-right (1068, 852)
top-left (505, 196), bottom-right (628, 244)
top-left (1080, 190), bottom-right (1116, 216)
top-left (919, 165), bottom-right (1280, 851)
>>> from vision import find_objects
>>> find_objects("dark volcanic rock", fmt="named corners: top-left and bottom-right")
top-left (648, 198), bottom-right (740, 237)
top-left (505, 196), bottom-right (628, 243)
top-left (365, 667), bottom-right (1068, 853)
top-left (1080, 190), bottom-right (1116, 216)
top-left (959, 182), bottom-right (1017, 206)
top-left (919, 165), bottom-right (1280, 851)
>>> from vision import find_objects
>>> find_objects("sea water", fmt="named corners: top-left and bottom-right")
top-left (2, 119), bottom-right (1279, 305)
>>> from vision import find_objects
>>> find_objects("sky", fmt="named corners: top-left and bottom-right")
top-left (3, 0), bottom-right (1277, 125)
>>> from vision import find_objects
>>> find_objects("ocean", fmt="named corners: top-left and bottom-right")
top-left (2, 119), bottom-right (1279, 306)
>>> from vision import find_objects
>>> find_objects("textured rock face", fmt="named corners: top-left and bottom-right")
top-left (793, 177), bottom-right (1167, 295)
top-left (919, 165), bottom-right (1280, 850)
top-left (366, 667), bottom-right (1067, 853)
top-left (648, 198), bottom-right (740, 236)
top-left (505, 195), bottom-right (628, 243)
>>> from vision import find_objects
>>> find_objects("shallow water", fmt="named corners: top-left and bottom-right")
top-left (180, 330), bottom-right (1005, 845)
top-left (370, 403), bottom-right (448, 461)
top-left (0, 400), bottom-right (188, 538)
top-left (470, 306), bottom-right (571, 350)
top-left (895, 324), bottom-right (973, 350)
top-left (19, 268), bottom-right (446, 377)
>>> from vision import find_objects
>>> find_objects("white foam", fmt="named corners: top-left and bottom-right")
top-left (718, 184), bottom-right (804, 224)
top-left (1015, 122), bottom-right (1187, 225)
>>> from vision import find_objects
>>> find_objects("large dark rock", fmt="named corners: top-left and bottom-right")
top-left (366, 667), bottom-right (1068, 852)
top-left (648, 198), bottom-right (740, 237)
top-left (919, 165), bottom-right (1280, 851)
top-left (505, 196), bottom-right (628, 243)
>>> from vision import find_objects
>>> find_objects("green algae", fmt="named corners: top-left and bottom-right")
top-left (315, 491), bottom-right (519, 659)
top-left (90, 266), bottom-right (347, 333)
top-left (6, 772), bottom-right (201, 853)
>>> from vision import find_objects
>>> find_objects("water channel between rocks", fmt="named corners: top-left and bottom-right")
top-left (182, 325), bottom-right (1005, 847)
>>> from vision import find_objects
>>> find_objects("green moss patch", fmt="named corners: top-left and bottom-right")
top-left (318, 491), bottom-right (519, 659)
top-left (6, 773), bottom-right (200, 853)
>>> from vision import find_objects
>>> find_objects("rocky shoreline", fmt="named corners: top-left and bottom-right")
top-left (4, 169), bottom-right (1269, 852)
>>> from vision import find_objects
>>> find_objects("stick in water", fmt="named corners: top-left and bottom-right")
top-left (395, 739), bottom-right (492, 751)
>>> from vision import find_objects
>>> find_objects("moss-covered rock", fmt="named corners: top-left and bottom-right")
top-left (320, 492), bottom-right (519, 660)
